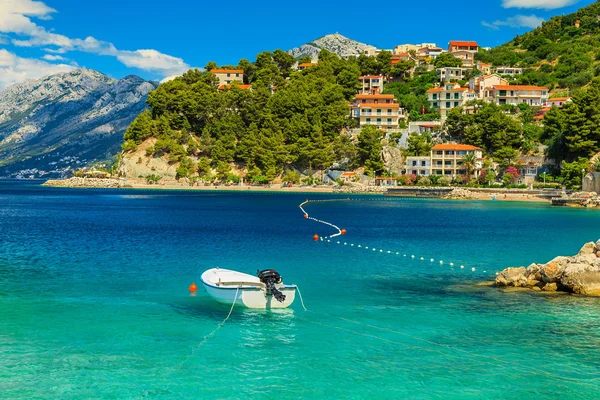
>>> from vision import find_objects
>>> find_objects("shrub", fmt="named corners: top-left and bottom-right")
top-left (145, 174), bottom-right (162, 184)
top-left (282, 170), bottom-right (301, 184)
top-left (417, 176), bottom-right (431, 186)
top-left (121, 140), bottom-right (137, 152)
top-left (439, 176), bottom-right (452, 186)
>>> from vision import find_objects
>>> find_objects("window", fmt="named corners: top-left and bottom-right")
top-left (458, 151), bottom-right (467, 155)
top-left (436, 161), bottom-right (443, 166)
top-left (454, 102), bottom-right (459, 107)
top-left (377, 109), bottom-right (382, 115)
top-left (446, 102), bottom-right (451, 109)
top-left (376, 118), bottom-right (382, 124)
top-left (412, 161), bottom-right (417, 166)
top-left (454, 93), bottom-right (459, 99)
top-left (236, 74), bottom-right (239, 78)
top-left (436, 170), bottom-right (443, 175)
top-left (420, 170), bottom-right (426, 175)
top-left (421, 161), bottom-right (426, 166)
top-left (445, 161), bottom-right (452, 166)
top-left (446, 151), bottom-right (455, 155)
top-left (446, 93), bottom-right (451, 99)
top-left (226, 80), bottom-right (231, 84)
top-left (444, 170), bottom-right (452, 175)
top-left (366, 118), bottom-right (371, 123)
top-left (387, 118), bottom-right (392, 124)
top-left (227, 73), bottom-right (231, 77)
top-left (432, 94), bottom-right (437, 100)
top-left (436, 151), bottom-right (443, 155)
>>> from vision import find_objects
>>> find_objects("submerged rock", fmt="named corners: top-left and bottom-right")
top-left (495, 241), bottom-right (600, 296)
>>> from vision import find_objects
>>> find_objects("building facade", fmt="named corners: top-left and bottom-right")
top-left (353, 94), bottom-right (404, 130)
top-left (495, 67), bottom-right (523, 76)
top-left (469, 74), bottom-right (508, 97)
top-left (404, 156), bottom-right (431, 176)
top-left (430, 144), bottom-right (483, 177)
top-left (448, 41), bottom-right (479, 53)
top-left (484, 85), bottom-right (549, 106)
top-left (427, 83), bottom-right (476, 118)
top-left (452, 50), bottom-right (475, 68)
top-left (359, 75), bottom-right (384, 95)
top-left (436, 67), bottom-right (471, 82)
top-left (210, 69), bottom-right (244, 86)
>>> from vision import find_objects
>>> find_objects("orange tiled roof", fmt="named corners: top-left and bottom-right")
top-left (341, 172), bottom-right (355, 177)
top-left (432, 144), bottom-right (482, 151)
top-left (355, 94), bottom-right (395, 99)
top-left (449, 41), bottom-right (479, 47)
top-left (493, 85), bottom-right (548, 90)
top-left (218, 84), bottom-right (252, 90)
top-left (211, 69), bottom-right (244, 74)
top-left (549, 97), bottom-right (570, 102)
top-left (427, 88), bottom-right (443, 93)
top-left (360, 75), bottom-right (383, 79)
top-left (298, 63), bottom-right (316, 67)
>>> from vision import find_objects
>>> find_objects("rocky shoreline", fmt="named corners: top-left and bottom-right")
top-left (552, 191), bottom-right (600, 208)
top-left (495, 241), bottom-right (600, 296)
top-left (43, 177), bottom-right (130, 188)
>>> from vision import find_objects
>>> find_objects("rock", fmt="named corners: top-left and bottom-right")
top-left (561, 263), bottom-right (600, 295)
top-left (576, 254), bottom-right (598, 264)
top-left (495, 267), bottom-right (528, 287)
top-left (542, 282), bottom-right (558, 292)
top-left (578, 242), bottom-right (597, 256)
top-left (596, 251), bottom-right (600, 258)
top-left (526, 263), bottom-right (543, 281)
top-left (381, 146), bottom-right (403, 176)
top-left (43, 177), bottom-right (124, 188)
top-left (541, 262), bottom-right (563, 283)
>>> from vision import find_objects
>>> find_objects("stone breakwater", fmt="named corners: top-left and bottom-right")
top-left (334, 184), bottom-right (386, 194)
top-left (43, 178), bottom-right (129, 188)
top-left (552, 192), bottom-right (600, 208)
top-left (495, 241), bottom-right (600, 296)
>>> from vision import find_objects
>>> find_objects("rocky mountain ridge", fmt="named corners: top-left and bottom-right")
top-left (288, 33), bottom-right (379, 61)
top-left (0, 68), bottom-right (158, 178)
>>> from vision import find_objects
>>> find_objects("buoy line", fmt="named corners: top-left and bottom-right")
top-left (301, 199), bottom-right (483, 274)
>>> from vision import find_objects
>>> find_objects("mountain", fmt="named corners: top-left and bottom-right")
top-left (478, 1), bottom-right (600, 90)
top-left (288, 33), bottom-right (379, 61)
top-left (0, 69), bottom-right (158, 178)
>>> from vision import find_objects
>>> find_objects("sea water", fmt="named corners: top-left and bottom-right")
top-left (1, 182), bottom-right (600, 399)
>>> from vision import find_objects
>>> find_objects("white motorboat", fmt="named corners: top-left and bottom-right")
top-left (201, 268), bottom-right (297, 309)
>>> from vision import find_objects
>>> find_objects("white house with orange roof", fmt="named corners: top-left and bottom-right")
top-left (210, 69), bottom-right (244, 86)
top-left (546, 97), bottom-right (572, 107)
top-left (477, 62), bottom-right (492, 74)
top-left (495, 66), bottom-right (523, 76)
top-left (484, 85), bottom-right (549, 106)
top-left (353, 94), bottom-right (405, 130)
top-left (448, 41), bottom-right (479, 53)
top-left (359, 75), bottom-right (384, 95)
top-left (427, 83), bottom-right (477, 118)
top-left (452, 50), bottom-right (475, 68)
top-left (469, 74), bottom-right (508, 98)
top-left (430, 144), bottom-right (483, 177)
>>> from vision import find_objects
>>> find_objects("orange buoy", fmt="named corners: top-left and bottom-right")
top-left (188, 282), bottom-right (198, 292)
top-left (313, 234), bottom-right (319, 241)
top-left (341, 229), bottom-right (347, 235)
top-left (303, 214), bottom-right (308, 219)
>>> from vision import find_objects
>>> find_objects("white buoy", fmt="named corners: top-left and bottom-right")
top-left (372, 248), bottom-right (376, 251)
top-left (344, 243), bottom-right (347, 246)
top-left (388, 251), bottom-right (391, 254)
top-left (483, 270), bottom-right (487, 273)
top-left (460, 265), bottom-right (464, 269)
top-left (351, 244), bottom-right (354, 247)
top-left (403, 254), bottom-right (407, 257)
top-left (380, 250), bottom-right (383, 253)
top-left (450, 263), bottom-right (454, 266)
top-left (440, 261), bottom-right (444, 265)
top-left (365, 247), bottom-right (369, 249)
top-left (430, 258), bottom-right (434, 262)
top-left (495, 272), bottom-right (499, 275)
top-left (472, 267), bottom-right (476, 272)
top-left (411, 255), bottom-right (415, 258)
top-left (420, 257), bottom-right (424, 260)
top-left (337, 241), bottom-right (340, 244)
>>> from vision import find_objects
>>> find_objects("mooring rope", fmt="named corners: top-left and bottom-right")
top-left (294, 285), bottom-right (308, 311)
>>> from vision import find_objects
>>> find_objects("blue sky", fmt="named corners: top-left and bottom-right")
top-left (0, 0), bottom-right (595, 89)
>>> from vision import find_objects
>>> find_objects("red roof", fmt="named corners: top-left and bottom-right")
top-left (432, 144), bottom-right (482, 151)
top-left (427, 87), bottom-right (443, 93)
top-left (211, 69), bottom-right (244, 74)
top-left (548, 97), bottom-right (570, 102)
top-left (355, 94), bottom-right (395, 99)
top-left (493, 85), bottom-right (548, 91)
top-left (449, 41), bottom-right (479, 47)
top-left (360, 75), bottom-right (383, 79)
top-left (218, 84), bottom-right (252, 90)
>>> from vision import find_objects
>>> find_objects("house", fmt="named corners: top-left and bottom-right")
top-left (477, 62), bottom-right (492, 74)
top-left (404, 156), bottom-right (431, 176)
top-left (210, 69), bottom-right (244, 86)
top-left (375, 177), bottom-right (398, 187)
top-left (436, 67), bottom-right (471, 82)
top-left (298, 63), bottom-right (317, 71)
top-left (359, 75), bottom-right (384, 95)
top-left (391, 53), bottom-right (415, 64)
top-left (484, 85), bottom-right (549, 106)
top-left (394, 43), bottom-right (437, 55)
top-left (417, 47), bottom-right (445, 60)
top-left (339, 172), bottom-right (356, 183)
top-left (427, 83), bottom-right (477, 118)
top-left (353, 94), bottom-right (404, 130)
top-left (452, 50), bottom-right (475, 68)
top-left (516, 156), bottom-right (545, 185)
top-left (469, 74), bottom-right (508, 98)
top-left (448, 41), bottom-right (479, 53)
top-left (408, 121), bottom-right (442, 134)
top-left (546, 97), bottom-right (572, 107)
top-left (430, 144), bottom-right (483, 177)
top-left (495, 66), bottom-right (523, 76)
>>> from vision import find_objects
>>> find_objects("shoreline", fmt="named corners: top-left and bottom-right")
top-left (40, 178), bottom-right (554, 203)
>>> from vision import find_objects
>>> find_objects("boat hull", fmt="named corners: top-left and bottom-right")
top-left (200, 268), bottom-right (296, 309)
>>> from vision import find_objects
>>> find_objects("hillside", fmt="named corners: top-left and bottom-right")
top-left (0, 69), bottom-right (158, 178)
top-left (288, 33), bottom-right (378, 61)
top-left (478, 0), bottom-right (600, 90)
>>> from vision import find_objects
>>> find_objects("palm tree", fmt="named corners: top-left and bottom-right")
top-left (462, 153), bottom-right (476, 182)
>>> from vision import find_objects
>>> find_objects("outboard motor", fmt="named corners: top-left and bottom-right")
top-left (257, 269), bottom-right (286, 303)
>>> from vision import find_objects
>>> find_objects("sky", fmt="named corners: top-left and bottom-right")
top-left (0, 0), bottom-right (596, 90)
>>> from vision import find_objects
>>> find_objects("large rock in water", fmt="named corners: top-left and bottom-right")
top-left (495, 242), bottom-right (600, 296)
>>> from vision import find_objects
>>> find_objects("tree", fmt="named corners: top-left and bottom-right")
top-left (561, 157), bottom-right (590, 188)
top-left (504, 166), bottom-right (521, 184)
top-left (176, 157), bottom-right (194, 180)
top-left (357, 126), bottom-right (384, 175)
top-left (462, 153), bottom-right (477, 182)
top-left (405, 133), bottom-right (432, 156)
top-left (434, 53), bottom-right (463, 68)
top-left (197, 157), bottom-right (211, 180)
top-left (297, 55), bottom-right (312, 64)
top-left (493, 147), bottom-right (519, 169)
top-left (215, 161), bottom-right (231, 181)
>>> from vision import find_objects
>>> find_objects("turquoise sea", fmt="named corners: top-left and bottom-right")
top-left (1, 181), bottom-right (600, 399)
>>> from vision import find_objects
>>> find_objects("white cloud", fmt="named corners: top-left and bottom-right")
top-left (0, 0), bottom-right (190, 78)
top-left (0, 49), bottom-right (75, 90)
top-left (502, 0), bottom-right (578, 9)
top-left (42, 54), bottom-right (66, 61)
top-left (482, 14), bottom-right (545, 30)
